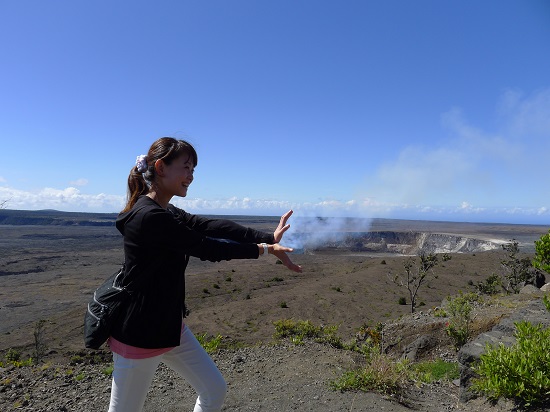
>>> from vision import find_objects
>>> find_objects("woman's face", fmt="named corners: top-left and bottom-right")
top-left (160, 154), bottom-right (195, 198)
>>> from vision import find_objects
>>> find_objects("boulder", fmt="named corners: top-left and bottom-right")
top-left (519, 284), bottom-right (543, 296)
top-left (401, 334), bottom-right (436, 361)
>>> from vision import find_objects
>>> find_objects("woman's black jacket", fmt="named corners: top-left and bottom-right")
top-left (111, 195), bottom-right (274, 348)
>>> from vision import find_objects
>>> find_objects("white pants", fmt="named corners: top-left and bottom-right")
top-left (108, 326), bottom-right (227, 412)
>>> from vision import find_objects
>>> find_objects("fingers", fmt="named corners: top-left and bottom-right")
top-left (274, 210), bottom-right (294, 243)
top-left (279, 253), bottom-right (302, 273)
top-left (271, 245), bottom-right (303, 273)
top-left (287, 262), bottom-right (303, 273)
top-left (279, 209), bottom-right (293, 227)
top-left (281, 209), bottom-right (293, 220)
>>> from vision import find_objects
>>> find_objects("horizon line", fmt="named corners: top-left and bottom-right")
top-left (1, 207), bottom-right (549, 228)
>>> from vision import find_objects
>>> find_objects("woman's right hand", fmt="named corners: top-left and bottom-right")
top-left (268, 243), bottom-right (302, 273)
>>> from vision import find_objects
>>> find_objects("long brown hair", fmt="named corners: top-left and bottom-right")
top-left (122, 137), bottom-right (198, 213)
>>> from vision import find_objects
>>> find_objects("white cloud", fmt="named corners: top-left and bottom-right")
top-left (0, 186), bottom-right (124, 212)
top-left (498, 88), bottom-right (550, 138)
top-left (68, 178), bottom-right (89, 187)
top-left (363, 88), bottom-right (550, 209)
top-left (0, 184), bottom-right (548, 224)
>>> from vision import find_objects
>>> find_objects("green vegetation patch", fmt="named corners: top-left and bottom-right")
top-left (472, 320), bottom-right (550, 406)
top-left (273, 319), bottom-right (343, 348)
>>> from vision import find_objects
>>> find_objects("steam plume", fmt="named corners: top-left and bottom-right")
top-left (284, 213), bottom-right (373, 251)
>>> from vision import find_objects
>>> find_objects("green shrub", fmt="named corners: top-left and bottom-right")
top-left (472, 321), bottom-right (550, 406)
top-left (2, 349), bottom-right (33, 368)
top-left (273, 319), bottom-right (343, 348)
top-left (501, 240), bottom-right (535, 294)
top-left (444, 292), bottom-right (482, 349)
top-left (70, 355), bottom-right (83, 364)
top-left (102, 365), bottom-right (114, 376)
top-left (196, 333), bottom-right (224, 354)
top-left (398, 297), bottom-right (406, 305)
top-left (533, 230), bottom-right (550, 274)
top-left (543, 295), bottom-right (550, 312)
top-left (330, 352), bottom-right (409, 395)
top-left (5, 348), bottom-right (21, 362)
top-left (475, 273), bottom-right (501, 295)
top-left (433, 307), bottom-right (447, 317)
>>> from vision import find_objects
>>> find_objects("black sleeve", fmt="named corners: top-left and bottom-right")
top-left (168, 205), bottom-right (275, 244)
top-left (142, 208), bottom-right (261, 262)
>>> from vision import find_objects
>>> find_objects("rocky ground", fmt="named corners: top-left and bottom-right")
top-left (1, 221), bottom-right (549, 411)
top-left (3, 296), bottom-right (547, 412)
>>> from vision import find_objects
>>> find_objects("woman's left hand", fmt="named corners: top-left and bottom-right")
top-left (274, 210), bottom-right (293, 243)
top-left (271, 244), bottom-right (302, 273)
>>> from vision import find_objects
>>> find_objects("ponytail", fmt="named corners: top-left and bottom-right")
top-left (122, 166), bottom-right (150, 213)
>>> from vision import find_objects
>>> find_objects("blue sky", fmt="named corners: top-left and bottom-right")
top-left (1, 0), bottom-right (549, 224)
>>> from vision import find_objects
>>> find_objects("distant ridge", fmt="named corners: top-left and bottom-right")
top-left (0, 209), bottom-right (118, 226)
top-left (0, 209), bottom-right (281, 227)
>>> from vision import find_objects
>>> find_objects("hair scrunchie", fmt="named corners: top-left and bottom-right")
top-left (135, 155), bottom-right (148, 173)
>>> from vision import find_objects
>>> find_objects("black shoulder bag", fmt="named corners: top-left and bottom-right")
top-left (84, 266), bottom-right (131, 350)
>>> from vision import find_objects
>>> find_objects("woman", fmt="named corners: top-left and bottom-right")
top-left (108, 137), bottom-right (301, 412)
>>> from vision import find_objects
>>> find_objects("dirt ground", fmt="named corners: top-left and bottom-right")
top-left (0, 220), bottom-right (548, 411)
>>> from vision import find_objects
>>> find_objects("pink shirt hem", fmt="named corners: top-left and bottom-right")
top-left (108, 323), bottom-right (185, 359)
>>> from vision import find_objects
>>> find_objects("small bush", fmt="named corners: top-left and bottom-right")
top-left (5, 348), bottom-right (21, 362)
top-left (501, 240), bottom-right (535, 294)
top-left (2, 349), bottom-right (33, 368)
top-left (196, 333), bottom-right (224, 354)
top-left (472, 321), bottom-right (550, 406)
top-left (331, 353), bottom-right (459, 397)
top-left (280, 301), bottom-right (288, 308)
top-left (70, 355), bottom-right (83, 364)
top-left (330, 352), bottom-right (409, 396)
top-left (445, 291), bottom-right (481, 349)
top-left (533, 230), bottom-right (550, 274)
top-left (269, 277), bottom-right (284, 282)
top-left (398, 297), bottom-right (406, 305)
top-left (273, 319), bottom-right (343, 348)
top-left (433, 307), bottom-right (447, 317)
top-left (102, 365), bottom-right (114, 376)
top-left (476, 273), bottom-right (501, 295)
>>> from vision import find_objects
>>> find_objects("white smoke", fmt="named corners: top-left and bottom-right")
top-left (284, 213), bottom-right (373, 251)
